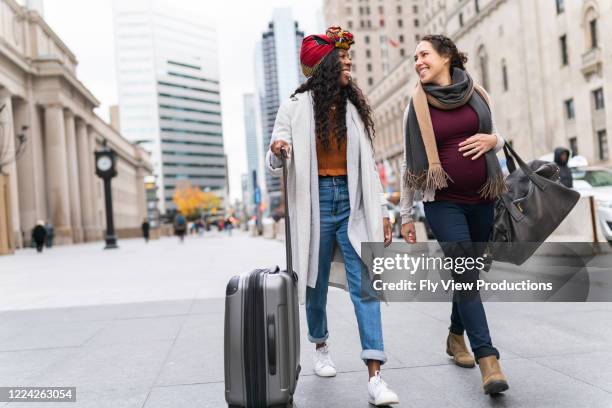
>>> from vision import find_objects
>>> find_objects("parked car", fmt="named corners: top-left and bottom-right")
top-left (571, 166), bottom-right (612, 242)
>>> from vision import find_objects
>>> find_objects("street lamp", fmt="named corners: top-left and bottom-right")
top-left (95, 143), bottom-right (118, 249)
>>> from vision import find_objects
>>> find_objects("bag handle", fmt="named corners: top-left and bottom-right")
top-left (502, 144), bottom-right (517, 174)
top-left (502, 142), bottom-right (547, 190)
top-left (280, 147), bottom-right (293, 274)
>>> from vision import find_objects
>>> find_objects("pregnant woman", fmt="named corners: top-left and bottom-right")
top-left (400, 34), bottom-right (509, 395)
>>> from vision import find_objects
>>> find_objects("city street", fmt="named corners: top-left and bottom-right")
top-left (0, 231), bottom-right (612, 407)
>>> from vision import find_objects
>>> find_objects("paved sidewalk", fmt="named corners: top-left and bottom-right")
top-left (0, 231), bottom-right (611, 407)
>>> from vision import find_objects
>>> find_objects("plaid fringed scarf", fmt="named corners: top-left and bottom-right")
top-left (403, 68), bottom-right (506, 199)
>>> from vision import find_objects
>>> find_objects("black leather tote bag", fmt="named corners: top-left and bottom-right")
top-left (487, 142), bottom-right (581, 265)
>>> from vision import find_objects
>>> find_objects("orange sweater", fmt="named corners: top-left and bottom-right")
top-left (316, 133), bottom-right (347, 176)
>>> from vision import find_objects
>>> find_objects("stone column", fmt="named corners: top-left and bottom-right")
top-left (44, 103), bottom-right (72, 244)
top-left (88, 128), bottom-right (102, 239)
top-left (14, 98), bottom-right (46, 245)
top-left (0, 91), bottom-right (22, 248)
top-left (64, 110), bottom-right (83, 243)
top-left (135, 155), bottom-right (147, 225)
top-left (75, 119), bottom-right (96, 241)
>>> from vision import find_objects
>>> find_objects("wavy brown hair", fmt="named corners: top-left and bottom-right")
top-left (421, 34), bottom-right (468, 74)
top-left (291, 48), bottom-right (375, 150)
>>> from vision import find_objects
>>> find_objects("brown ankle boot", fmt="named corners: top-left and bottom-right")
top-left (479, 356), bottom-right (509, 395)
top-left (446, 332), bottom-right (475, 368)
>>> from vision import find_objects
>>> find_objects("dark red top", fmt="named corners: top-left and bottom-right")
top-left (430, 104), bottom-right (491, 204)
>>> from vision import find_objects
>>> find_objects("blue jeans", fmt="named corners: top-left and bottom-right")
top-left (306, 176), bottom-right (387, 364)
top-left (424, 200), bottom-right (500, 362)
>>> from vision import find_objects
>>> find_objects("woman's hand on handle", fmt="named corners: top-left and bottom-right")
top-left (401, 222), bottom-right (417, 244)
top-left (458, 133), bottom-right (497, 160)
top-left (383, 218), bottom-right (392, 247)
top-left (271, 140), bottom-right (291, 159)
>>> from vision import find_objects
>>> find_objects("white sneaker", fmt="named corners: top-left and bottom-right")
top-left (368, 371), bottom-right (399, 406)
top-left (313, 345), bottom-right (337, 377)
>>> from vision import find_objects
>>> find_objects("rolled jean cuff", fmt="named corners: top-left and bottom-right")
top-left (361, 349), bottom-right (387, 365)
top-left (474, 346), bottom-right (500, 362)
top-left (307, 332), bottom-right (329, 344)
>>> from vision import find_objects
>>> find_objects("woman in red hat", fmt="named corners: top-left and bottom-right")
top-left (266, 27), bottom-right (399, 406)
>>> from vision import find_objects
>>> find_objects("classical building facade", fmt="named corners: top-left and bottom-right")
top-left (0, 0), bottom-right (152, 252)
top-left (324, 0), bottom-right (423, 91)
top-left (371, 0), bottom-right (611, 193)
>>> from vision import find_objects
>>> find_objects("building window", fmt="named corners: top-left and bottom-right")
top-left (366, 49), bottom-right (371, 58)
top-left (346, 6), bottom-right (352, 15)
top-left (366, 6), bottom-right (370, 14)
top-left (413, 5), bottom-right (418, 13)
top-left (359, 6), bottom-right (363, 15)
top-left (414, 19), bottom-right (419, 27)
top-left (593, 88), bottom-right (605, 110)
top-left (415, 34), bottom-right (420, 42)
top-left (368, 77), bottom-right (373, 86)
top-left (559, 35), bottom-right (568, 66)
top-left (569, 137), bottom-right (578, 156)
top-left (398, 19), bottom-right (403, 27)
top-left (379, 6), bottom-right (384, 13)
top-left (367, 20), bottom-right (372, 28)
top-left (478, 46), bottom-right (489, 90)
top-left (399, 34), bottom-right (404, 43)
top-left (564, 98), bottom-right (575, 120)
top-left (400, 48), bottom-right (405, 57)
top-left (598, 130), bottom-right (608, 161)
top-left (348, 20), bottom-right (353, 29)
top-left (367, 63), bottom-right (372, 72)
top-left (475, 0), bottom-right (480, 13)
top-left (397, 5), bottom-right (402, 13)
top-left (589, 18), bottom-right (598, 48)
top-left (459, 13), bottom-right (464, 27)
top-left (556, 0), bottom-right (564, 14)
top-left (350, 50), bottom-right (356, 59)
top-left (360, 20), bottom-right (365, 28)
top-left (501, 60), bottom-right (509, 91)
top-left (365, 35), bottom-right (370, 44)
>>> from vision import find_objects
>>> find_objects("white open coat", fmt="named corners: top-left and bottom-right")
top-left (265, 91), bottom-right (388, 304)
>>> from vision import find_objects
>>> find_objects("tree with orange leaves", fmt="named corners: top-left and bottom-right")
top-left (172, 180), bottom-right (221, 218)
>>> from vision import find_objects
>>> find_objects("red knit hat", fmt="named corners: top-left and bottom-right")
top-left (300, 26), bottom-right (354, 78)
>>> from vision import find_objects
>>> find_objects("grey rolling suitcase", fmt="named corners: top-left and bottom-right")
top-left (224, 148), bottom-right (300, 407)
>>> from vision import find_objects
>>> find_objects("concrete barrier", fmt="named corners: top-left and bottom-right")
top-left (262, 221), bottom-right (275, 239)
top-left (537, 195), bottom-right (612, 256)
top-left (276, 219), bottom-right (285, 242)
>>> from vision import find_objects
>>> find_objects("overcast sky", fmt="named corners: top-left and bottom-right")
top-left (43, 0), bottom-right (323, 201)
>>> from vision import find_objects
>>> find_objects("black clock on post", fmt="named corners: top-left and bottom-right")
top-left (95, 145), bottom-right (118, 249)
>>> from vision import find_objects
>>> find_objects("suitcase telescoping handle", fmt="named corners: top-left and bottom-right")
top-left (280, 147), bottom-right (293, 274)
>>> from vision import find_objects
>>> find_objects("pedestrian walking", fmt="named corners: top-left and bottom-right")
top-left (141, 218), bottom-right (150, 243)
top-left (399, 35), bottom-right (509, 395)
top-left (224, 218), bottom-right (233, 236)
top-left (174, 213), bottom-right (186, 243)
top-left (554, 147), bottom-right (573, 188)
top-left (31, 221), bottom-right (47, 253)
top-left (266, 26), bottom-right (399, 406)
top-left (44, 221), bottom-right (54, 248)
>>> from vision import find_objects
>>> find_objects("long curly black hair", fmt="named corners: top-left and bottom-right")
top-left (291, 48), bottom-right (375, 151)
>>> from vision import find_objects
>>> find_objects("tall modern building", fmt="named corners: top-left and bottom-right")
top-left (256, 8), bottom-right (305, 213)
top-left (112, 0), bottom-right (226, 214)
top-left (243, 93), bottom-right (259, 215)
